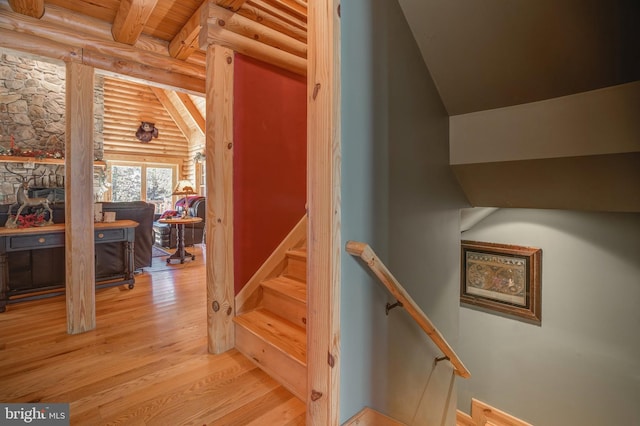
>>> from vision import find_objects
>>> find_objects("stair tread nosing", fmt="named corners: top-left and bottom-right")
top-left (262, 276), bottom-right (306, 303)
top-left (234, 308), bottom-right (306, 365)
top-left (286, 248), bottom-right (307, 260)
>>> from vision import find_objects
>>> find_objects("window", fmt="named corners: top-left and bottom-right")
top-left (109, 162), bottom-right (177, 214)
top-left (146, 167), bottom-right (174, 213)
top-left (197, 162), bottom-right (206, 195)
top-left (111, 165), bottom-right (142, 202)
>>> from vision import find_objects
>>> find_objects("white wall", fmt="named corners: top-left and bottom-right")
top-left (458, 209), bottom-right (640, 425)
top-left (341, 1), bottom-right (468, 424)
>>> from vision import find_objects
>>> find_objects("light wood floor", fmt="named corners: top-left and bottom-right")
top-left (0, 244), bottom-right (306, 425)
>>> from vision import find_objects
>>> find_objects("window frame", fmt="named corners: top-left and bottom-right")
top-left (106, 160), bottom-right (180, 211)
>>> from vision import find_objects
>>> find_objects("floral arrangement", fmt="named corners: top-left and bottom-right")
top-left (10, 212), bottom-right (49, 228)
top-left (0, 146), bottom-right (64, 159)
top-left (1, 135), bottom-right (64, 159)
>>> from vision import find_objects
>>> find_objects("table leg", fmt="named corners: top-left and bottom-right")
top-left (125, 239), bottom-right (135, 289)
top-left (0, 252), bottom-right (7, 312)
top-left (167, 223), bottom-right (196, 264)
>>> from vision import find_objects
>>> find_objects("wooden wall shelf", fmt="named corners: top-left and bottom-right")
top-left (0, 156), bottom-right (106, 167)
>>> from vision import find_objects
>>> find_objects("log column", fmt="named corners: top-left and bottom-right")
top-left (65, 61), bottom-right (96, 334)
top-left (307, 0), bottom-right (341, 423)
top-left (203, 42), bottom-right (235, 353)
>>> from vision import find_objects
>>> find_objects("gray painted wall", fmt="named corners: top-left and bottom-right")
top-left (458, 209), bottom-right (640, 425)
top-left (341, 1), bottom-right (468, 423)
top-left (341, 0), bottom-right (391, 421)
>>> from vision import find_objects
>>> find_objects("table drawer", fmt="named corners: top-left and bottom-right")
top-left (9, 233), bottom-right (65, 250)
top-left (94, 228), bottom-right (125, 243)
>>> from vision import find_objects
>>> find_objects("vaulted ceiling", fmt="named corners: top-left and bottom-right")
top-left (397, 0), bottom-right (640, 116)
top-left (396, 0), bottom-right (640, 212)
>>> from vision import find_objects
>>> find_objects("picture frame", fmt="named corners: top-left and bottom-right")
top-left (460, 240), bottom-right (542, 325)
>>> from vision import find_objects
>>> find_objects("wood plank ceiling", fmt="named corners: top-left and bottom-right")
top-left (6, 0), bottom-right (308, 74)
top-left (1, 0), bottom-right (307, 165)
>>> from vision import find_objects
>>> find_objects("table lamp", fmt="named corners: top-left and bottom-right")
top-left (172, 179), bottom-right (196, 217)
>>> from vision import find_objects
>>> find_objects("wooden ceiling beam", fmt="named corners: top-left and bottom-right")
top-left (265, 0), bottom-right (307, 20)
top-left (201, 23), bottom-right (306, 75)
top-left (215, 0), bottom-right (249, 12)
top-left (238, 4), bottom-right (306, 43)
top-left (250, 0), bottom-right (307, 27)
top-left (200, 2), bottom-right (306, 75)
top-left (150, 86), bottom-right (197, 141)
top-left (0, 2), bottom-right (204, 78)
top-left (38, 3), bottom-right (170, 59)
top-left (0, 27), bottom-right (204, 95)
top-left (0, 27), bottom-right (81, 62)
top-left (85, 51), bottom-right (204, 94)
top-left (112, 0), bottom-right (159, 45)
top-left (208, 2), bottom-right (306, 58)
top-left (168, 2), bottom-right (207, 60)
top-left (0, 3), bottom-right (206, 93)
top-left (176, 91), bottom-right (206, 135)
top-left (7, 0), bottom-right (42, 19)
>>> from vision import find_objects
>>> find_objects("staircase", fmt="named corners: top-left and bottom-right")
top-left (233, 247), bottom-right (308, 401)
top-left (457, 399), bottom-right (533, 426)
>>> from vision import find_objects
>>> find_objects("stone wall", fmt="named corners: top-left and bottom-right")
top-left (0, 53), bottom-right (105, 204)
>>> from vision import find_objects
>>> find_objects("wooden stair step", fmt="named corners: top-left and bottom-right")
top-left (261, 276), bottom-right (307, 328)
top-left (234, 308), bottom-right (306, 364)
top-left (234, 308), bottom-right (307, 400)
top-left (284, 248), bottom-right (307, 282)
top-left (456, 410), bottom-right (475, 426)
top-left (262, 276), bottom-right (306, 303)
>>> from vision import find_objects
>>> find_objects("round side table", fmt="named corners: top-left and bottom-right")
top-left (157, 216), bottom-right (203, 264)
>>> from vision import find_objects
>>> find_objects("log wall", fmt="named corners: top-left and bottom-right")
top-left (102, 76), bottom-right (189, 161)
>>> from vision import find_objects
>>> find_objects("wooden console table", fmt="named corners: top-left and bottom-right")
top-left (0, 219), bottom-right (138, 312)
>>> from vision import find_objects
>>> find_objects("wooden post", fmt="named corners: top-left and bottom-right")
top-left (7, 0), bottom-right (44, 19)
top-left (65, 61), bottom-right (96, 334)
top-left (204, 44), bottom-right (235, 353)
top-left (307, 0), bottom-right (341, 424)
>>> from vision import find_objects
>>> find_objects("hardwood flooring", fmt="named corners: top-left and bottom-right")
top-left (0, 245), bottom-right (306, 425)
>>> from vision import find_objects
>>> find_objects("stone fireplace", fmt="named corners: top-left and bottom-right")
top-left (0, 52), bottom-right (105, 204)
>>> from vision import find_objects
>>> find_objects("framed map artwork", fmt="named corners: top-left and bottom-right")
top-left (460, 240), bottom-right (542, 325)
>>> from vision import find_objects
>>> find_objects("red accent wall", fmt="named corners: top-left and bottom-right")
top-left (233, 54), bottom-right (307, 294)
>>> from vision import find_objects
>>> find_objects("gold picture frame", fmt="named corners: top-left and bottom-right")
top-left (461, 240), bottom-right (542, 325)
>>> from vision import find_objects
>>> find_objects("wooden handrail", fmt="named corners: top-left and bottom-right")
top-left (346, 241), bottom-right (471, 378)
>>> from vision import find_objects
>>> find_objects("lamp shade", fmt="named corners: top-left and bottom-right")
top-left (172, 180), bottom-right (196, 196)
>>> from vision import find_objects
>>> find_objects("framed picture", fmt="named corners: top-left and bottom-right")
top-left (460, 240), bottom-right (542, 325)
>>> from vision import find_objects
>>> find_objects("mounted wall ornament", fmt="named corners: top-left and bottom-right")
top-left (135, 121), bottom-right (159, 143)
